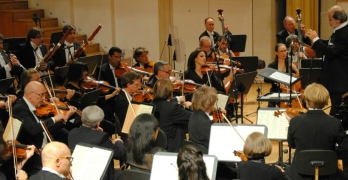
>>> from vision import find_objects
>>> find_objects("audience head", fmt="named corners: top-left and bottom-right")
top-left (120, 71), bottom-right (141, 93)
top-left (81, 105), bottom-right (104, 128)
top-left (41, 141), bottom-right (72, 177)
top-left (199, 36), bottom-right (212, 54)
top-left (187, 49), bottom-right (206, 70)
top-left (328, 6), bottom-right (347, 28)
top-left (192, 85), bottom-right (217, 113)
top-left (153, 78), bottom-right (173, 101)
top-left (62, 25), bottom-right (76, 44)
top-left (304, 83), bottom-right (329, 109)
top-left (243, 132), bottom-right (272, 159)
top-left (24, 81), bottom-right (46, 107)
top-left (274, 43), bottom-right (287, 62)
top-left (204, 17), bottom-right (215, 32)
top-left (27, 27), bottom-right (43, 46)
top-left (177, 145), bottom-right (209, 180)
top-left (133, 47), bottom-right (149, 65)
top-left (67, 62), bottom-right (88, 82)
top-left (19, 68), bottom-right (41, 91)
top-left (128, 113), bottom-right (159, 164)
top-left (108, 47), bottom-right (123, 67)
top-left (154, 60), bottom-right (171, 78)
top-left (283, 16), bottom-right (295, 33)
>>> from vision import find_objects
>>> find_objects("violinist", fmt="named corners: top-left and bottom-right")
top-left (216, 35), bottom-right (235, 58)
top-left (199, 36), bottom-right (213, 57)
top-left (285, 35), bottom-right (307, 68)
top-left (48, 25), bottom-right (86, 71)
top-left (133, 47), bottom-right (151, 69)
top-left (237, 132), bottom-right (290, 180)
top-left (188, 85), bottom-right (217, 149)
top-left (264, 43), bottom-right (300, 107)
top-left (184, 49), bottom-right (225, 93)
top-left (276, 16), bottom-right (311, 46)
top-left (287, 83), bottom-right (347, 179)
top-left (17, 68), bottom-right (42, 100)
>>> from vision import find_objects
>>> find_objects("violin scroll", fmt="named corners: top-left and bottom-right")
top-left (233, 150), bottom-right (248, 161)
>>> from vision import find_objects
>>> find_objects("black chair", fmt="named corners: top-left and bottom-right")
top-left (154, 129), bottom-right (167, 149)
top-left (181, 139), bottom-right (208, 154)
top-left (294, 150), bottom-right (338, 179)
top-left (117, 169), bottom-right (150, 180)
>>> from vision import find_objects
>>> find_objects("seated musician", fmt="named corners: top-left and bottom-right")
top-left (217, 35), bottom-right (235, 58)
top-left (287, 83), bottom-right (348, 180)
top-left (152, 79), bottom-right (192, 152)
top-left (133, 47), bottom-right (150, 69)
top-left (15, 27), bottom-right (51, 74)
top-left (114, 71), bottom-right (142, 143)
top-left (0, 33), bottom-right (25, 83)
top-left (68, 105), bottom-right (126, 180)
top-left (188, 85), bottom-right (217, 149)
top-left (184, 49), bottom-right (225, 93)
top-left (237, 132), bottom-right (290, 180)
top-left (48, 25), bottom-right (86, 71)
top-left (264, 43), bottom-right (300, 107)
top-left (285, 34), bottom-right (307, 68)
top-left (199, 36), bottom-right (213, 57)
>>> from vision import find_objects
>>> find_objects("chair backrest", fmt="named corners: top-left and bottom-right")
top-left (118, 169), bottom-right (150, 180)
top-left (294, 150), bottom-right (338, 176)
top-left (182, 139), bottom-right (208, 154)
top-left (154, 129), bottom-right (167, 149)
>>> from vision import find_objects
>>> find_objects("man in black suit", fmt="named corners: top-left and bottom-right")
top-left (306, 5), bottom-right (348, 116)
top-left (68, 105), bottom-right (126, 180)
top-left (287, 83), bottom-right (346, 179)
top-left (276, 16), bottom-right (311, 46)
top-left (29, 142), bottom-right (72, 180)
top-left (48, 25), bottom-right (86, 71)
top-left (15, 27), bottom-right (51, 75)
top-left (199, 17), bottom-right (233, 49)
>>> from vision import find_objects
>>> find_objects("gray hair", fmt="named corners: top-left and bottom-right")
top-left (81, 105), bottom-right (104, 128)
top-left (199, 36), bottom-right (211, 46)
top-left (154, 60), bottom-right (168, 75)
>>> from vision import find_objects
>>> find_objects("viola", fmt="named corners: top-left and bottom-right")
top-left (233, 150), bottom-right (248, 161)
top-left (173, 80), bottom-right (202, 94)
top-left (35, 100), bottom-right (81, 117)
top-left (3, 140), bottom-right (40, 160)
top-left (115, 62), bottom-right (130, 78)
top-left (80, 76), bottom-right (119, 94)
top-left (210, 110), bottom-right (225, 123)
top-left (274, 107), bottom-right (308, 118)
top-left (132, 90), bottom-right (154, 103)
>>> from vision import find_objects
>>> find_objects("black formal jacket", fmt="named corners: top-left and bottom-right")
top-left (48, 42), bottom-right (86, 70)
top-left (311, 24), bottom-right (348, 93)
top-left (114, 90), bottom-right (129, 127)
top-left (184, 69), bottom-right (225, 93)
top-left (276, 28), bottom-right (311, 46)
top-left (152, 99), bottom-right (192, 152)
top-left (0, 51), bottom-right (24, 80)
top-left (199, 30), bottom-right (221, 46)
top-left (238, 160), bottom-right (291, 180)
top-left (94, 63), bottom-right (121, 88)
top-left (29, 170), bottom-right (68, 180)
top-left (188, 110), bottom-right (212, 149)
top-left (15, 42), bottom-right (50, 70)
top-left (13, 99), bottom-right (64, 148)
top-left (68, 126), bottom-right (127, 180)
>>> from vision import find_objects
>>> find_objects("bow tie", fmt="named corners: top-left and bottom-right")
top-left (33, 47), bottom-right (38, 51)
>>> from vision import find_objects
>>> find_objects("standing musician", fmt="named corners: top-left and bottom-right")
top-left (199, 17), bottom-right (232, 48)
top-left (305, 5), bottom-right (348, 117)
top-left (15, 27), bottom-right (51, 73)
top-left (276, 16), bottom-right (311, 46)
top-left (287, 83), bottom-right (348, 179)
top-left (133, 47), bottom-right (151, 69)
top-left (264, 43), bottom-right (300, 107)
top-left (285, 35), bottom-right (308, 68)
top-left (48, 25), bottom-right (86, 71)
top-left (184, 49), bottom-right (225, 93)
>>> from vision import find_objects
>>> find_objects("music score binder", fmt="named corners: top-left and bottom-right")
top-left (258, 67), bottom-right (301, 86)
top-left (257, 108), bottom-right (289, 140)
top-left (122, 102), bottom-right (155, 134)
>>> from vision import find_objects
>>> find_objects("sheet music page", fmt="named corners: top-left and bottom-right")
top-left (71, 145), bottom-right (92, 180)
top-left (257, 109), bottom-right (289, 140)
top-left (269, 71), bottom-right (297, 83)
top-left (267, 93), bottom-right (300, 98)
top-left (3, 117), bottom-right (22, 141)
top-left (122, 104), bottom-right (139, 134)
top-left (137, 104), bottom-right (153, 115)
top-left (215, 94), bottom-right (229, 110)
top-left (77, 147), bottom-right (112, 180)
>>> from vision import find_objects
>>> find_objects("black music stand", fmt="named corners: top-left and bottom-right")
top-left (229, 35), bottom-right (247, 52)
top-left (3, 37), bottom-right (26, 53)
top-left (77, 54), bottom-right (102, 76)
top-left (231, 56), bottom-right (258, 73)
top-left (299, 68), bottom-right (322, 89)
top-left (74, 89), bottom-right (101, 124)
top-left (228, 71), bottom-right (257, 124)
top-left (301, 58), bottom-right (323, 68)
top-left (54, 66), bottom-right (69, 86)
top-left (0, 77), bottom-right (15, 94)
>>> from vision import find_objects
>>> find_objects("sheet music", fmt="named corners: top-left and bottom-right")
top-left (269, 71), bottom-right (297, 83)
top-left (3, 117), bottom-right (22, 141)
top-left (137, 104), bottom-right (153, 115)
top-left (257, 109), bottom-right (289, 140)
top-left (267, 93), bottom-right (300, 98)
top-left (215, 94), bottom-right (229, 110)
top-left (122, 103), bottom-right (154, 134)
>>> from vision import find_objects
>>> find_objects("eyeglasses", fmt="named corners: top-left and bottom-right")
top-left (35, 36), bottom-right (43, 39)
top-left (31, 91), bottom-right (46, 97)
top-left (161, 70), bottom-right (172, 75)
top-left (58, 156), bottom-right (74, 163)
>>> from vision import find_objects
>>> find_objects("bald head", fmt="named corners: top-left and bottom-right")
top-left (24, 81), bottom-right (44, 94)
top-left (23, 81), bottom-right (46, 107)
top-left (283, 16), bottom-right (295, 33)
top-left (42, 142), bottom-right (71, 176)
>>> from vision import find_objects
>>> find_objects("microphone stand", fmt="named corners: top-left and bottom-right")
top-left (287, 43), bottom-right (294, 108)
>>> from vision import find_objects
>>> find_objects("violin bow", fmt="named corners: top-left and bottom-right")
top-left (220, 112), bottom-right (245, 142)
top-left (125, 91), bottom-right (137, 117)
top-left (47, 71), bottom-right (56, 97)
top-left (7, 96), bottom-right (19, 174)
top-left (39, 121), bottom-right (54, 142)
top-left (43, 80), bottom-right (61, 115)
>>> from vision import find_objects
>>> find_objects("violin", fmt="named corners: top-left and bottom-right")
top-left (132, 90), bottom-right (153, 103)
top-left (173, 80), bottom-right (202, 94)
top-left (133, 60), bottom-right (155, 74)
top-left (35, 100), bottom-right (82, 117)
top-left (80, 76), bottom-right (119, 94)
top-left (233, 150), bottom-right (248, 161)
top-left (3, 140), bottom-right (41, 160)
top-left (46, 86), bottom-right (83, 100)
top-left (210, 110), bottom-right (225, 123)
top-left (115, 62), bottom-right (130, 78)
top-left (202, 65), bottom-right (228, 74)
top-left (128, 66), bottom-right (153, 77)
top-left (274, 107), bottom-right (308, 118)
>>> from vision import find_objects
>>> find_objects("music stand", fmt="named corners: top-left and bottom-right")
top-left (301, 58), bottom-right (323, 68)
top-left (299, 68), bottom-right (322, 89)
top-left (54, 66), bottom-right (69, 86)
top-left (231, 56), bottom-right (258, 73)
top-left (3, 37), bottom-right (26, 53)
top-left (0, 78), bottom-right (14, 94)
top-left (229, 35), bottom-right (247, 52)
top-left (74, 89), bottom-right (101, 124)
top-left (77, 54), bottom-right (101, 76)
top-left (228, 71), bottom-right (257, 124)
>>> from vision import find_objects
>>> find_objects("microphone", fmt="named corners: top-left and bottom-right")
top-left (33, 13), bottom-right (40, 26)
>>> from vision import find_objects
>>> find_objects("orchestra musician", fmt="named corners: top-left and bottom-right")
top-left (15, 27), bottom-right (51, 74)
top-left (276, 16), bottom-right (311, 46)
top-left (216, 35), bottom-right (235, 58)
top-left (287, 83), bottom-right (348, 179)
top-left (199, 36), bottom-right (213, 57)
top-left (305, 5), bottom-right (348, 117)
top-left (199, 17), bottom-right (232, 48)
top-left (152, 79), bottom-right (192, 152)
top-left (48, 24), bottom-right (86, 71)
top-left (133, 47), bottom-right (150, 69)
top-left (264, 43), bottom-right (300, 107)
top-left (17, 69), bottom-right (42, 100)
top-left (285, 35), bottom-right (308, 68)
top-left (184, 49), bottom-right (225, 93)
